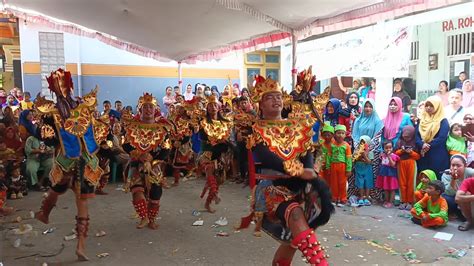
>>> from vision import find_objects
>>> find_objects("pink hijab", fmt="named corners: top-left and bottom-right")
top-left (383, 97), bottom-right (404, 140)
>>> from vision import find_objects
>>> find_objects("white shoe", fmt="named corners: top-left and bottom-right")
top-left (17, 192), bottom-right (24, 199)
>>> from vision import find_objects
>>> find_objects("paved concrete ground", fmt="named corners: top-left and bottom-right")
top-left (1, 178), bottom-right (473, 266)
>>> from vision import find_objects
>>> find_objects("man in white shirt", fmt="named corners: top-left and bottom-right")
top-left (445, 89), bottom-right (465, 125)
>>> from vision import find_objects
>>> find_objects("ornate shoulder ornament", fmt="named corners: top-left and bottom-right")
top-left (92, 114), bottom-right (110, 144)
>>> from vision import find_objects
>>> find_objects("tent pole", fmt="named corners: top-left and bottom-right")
top-left (177, 61), bottom-right (182, 94)
top-left (291, 31), bottom-right (297, 90)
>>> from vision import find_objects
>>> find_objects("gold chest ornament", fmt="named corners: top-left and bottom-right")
top-left (174, 117), bottom-right (193, 139)
top-left (248, 119), bottom-right (314, 177)
top-left (125, 122), bottom-right (167, 153)
top-left (200, 119), bottom-right (232, 146)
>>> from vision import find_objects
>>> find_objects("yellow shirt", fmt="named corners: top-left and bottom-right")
top-left (20, 100), bottom-right (33, 110)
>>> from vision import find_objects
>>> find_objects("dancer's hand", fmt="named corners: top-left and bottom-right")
top-left (123, 181), bottom-right (130, 193)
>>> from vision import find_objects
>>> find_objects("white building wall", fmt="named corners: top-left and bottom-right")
top-left (415, 16), bottom-right (472, 94)
top-left (20, 23), bottom-right (242, 68)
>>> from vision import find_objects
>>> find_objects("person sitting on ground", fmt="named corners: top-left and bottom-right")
top-left (455, 177), bottom-right (474, 231)
top-left (0, 165), bottom-right (15, 216)
top-left (8, 166), bottom-right (27, 199)
top-left (18, 109), bottom-right (37, 141)
top-left (410, 180), bottom-right (448, 228)
top-left (1, 106), bottom-right (17, 128)
top-left (3, 127), bottom-right (23, 158)
top-left (110, 122), bottom-right (130, 181)
top-left (442, 154), bottom-right (474, 221)
top-left (25, 135), bottom-right (54, 191)
top-left (2, 94), bottom-right (17, 108)
top-left (414, 169), bottom-right (437, 202)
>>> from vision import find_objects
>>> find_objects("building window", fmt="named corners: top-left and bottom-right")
top-left (265, 54), bottom-right (279, 64)
top-left (447, 32), bottom-right (472, 56)
top-left (410, 41), bottom-right (419, 61)
top-left (247, 68), bottom-right (261, 78)
top-left (39, 32), bottom-right (65, 97)
top-left (244, 51), bottom-right (280, 85)
top-left (266, 68), bottom-right (279, 81)
top-left (245, 53), bottom-right (263, 64)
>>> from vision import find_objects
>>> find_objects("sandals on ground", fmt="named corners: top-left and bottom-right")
top-left (458, 222), bottom-right (472, 231)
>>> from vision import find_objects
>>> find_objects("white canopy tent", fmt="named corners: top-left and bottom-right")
top-left (1, 0), bottom-right (464, 88)
top-left (2, 0), bottom-right (462, 63)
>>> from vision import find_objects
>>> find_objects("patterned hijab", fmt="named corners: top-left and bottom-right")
top-left (383, 97), bottom-right (404, 140)
top-left (419, 96), bottom-right (444, 143)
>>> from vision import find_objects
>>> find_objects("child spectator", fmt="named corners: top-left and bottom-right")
top-left (0, 169), bottom-right (14, 216)
top-left (354, 135), bottom-right (374, 206)
top-left (8, 166), bottom-right (27, 199)
top-left (410, 180), bottom-right (448, 228)
top-left (319, 123), bottom-right (334, 185)
top-left (395, 125), bottom-right (420, 210)
top-left (20, 92), bottom-right (33, 110)
top-left (329, 124), bottom-right (352, 207)
top-left (376, 140), bottom-right (400, 208)
top-left (414, 169), bottom-right (437, 202)
top-left (446, 123), bottom-right (467, 156)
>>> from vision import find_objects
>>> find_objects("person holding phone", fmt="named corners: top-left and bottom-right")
top-left (463, 114), bottom-right (474, 167)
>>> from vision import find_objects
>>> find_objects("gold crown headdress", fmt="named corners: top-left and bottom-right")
top-left (138, 93), bottom-right (158, 109)
top-left (250, 75), bottom-right (282, 103)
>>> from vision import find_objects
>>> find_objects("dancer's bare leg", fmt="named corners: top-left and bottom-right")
top-left (75, 195), bottom-right (89, 261)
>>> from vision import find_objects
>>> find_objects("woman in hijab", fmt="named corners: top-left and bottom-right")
top-left (352, 99), bottom-right (383, 144)
top-left (461, 80), bottom-right (473, 109)
top-left (184, 84), bottom-right (194, 101)
top-left (416, 96), bottom-right (450, 179)
top-left (0, 106), bottom-right (17, 128)
top-left (340, 92), bottom-right (361, 139)
top-left (382, 97), bottom-right (412, 147)
top-left (392, 78), bottom-right (412, 112)
top-left (4, 126), bottom-right (23, 155)
top-left (18, 109), bottom-right (37, 141)
top-left (210, 86), bottom-right (220, 98)
top-left (323, 98), bottom-right (351, 130)
top-left (351, 98), bottom-right (384, 202)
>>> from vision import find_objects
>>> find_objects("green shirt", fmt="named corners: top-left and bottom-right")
top-left (25, 136), bottom-right (54, 160)
top-left (413, 195), bottom-right (448, 224)
top-left (329, 142), bottom-right (352, 172)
